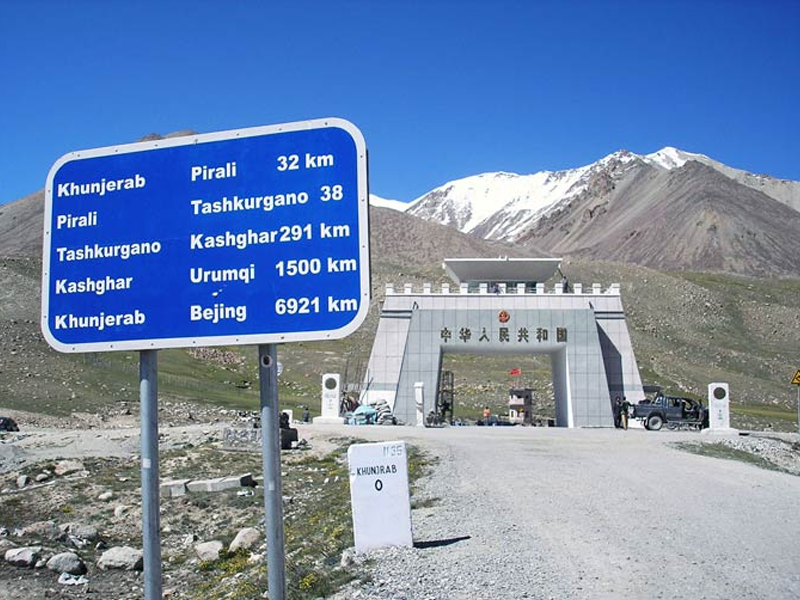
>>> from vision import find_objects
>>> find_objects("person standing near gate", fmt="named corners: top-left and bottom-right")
top-left (620, 397), bottom-right (631, 430)
top-left (613, 397), bottom-right (622, 428)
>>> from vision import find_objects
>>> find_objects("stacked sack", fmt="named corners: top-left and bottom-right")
top-left (374, 400), bottom-right (395, 425)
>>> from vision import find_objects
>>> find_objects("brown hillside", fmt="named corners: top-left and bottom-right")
top-left (0, 190), bottom-right (45, 256)
top-left (369, 205), bottom-right (542, 271)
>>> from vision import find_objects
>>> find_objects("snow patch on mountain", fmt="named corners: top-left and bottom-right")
top-left (406, 168), bottom-right (594, 235)
top-left (369, 194), bottom-right (409, 212)
top-left (406, 149), bottom-right (647, 240)
top-left (642, 146), bottom-right (719, 170)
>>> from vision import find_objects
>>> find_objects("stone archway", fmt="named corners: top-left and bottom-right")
top-left (361, 260), bottom-right (644, 428)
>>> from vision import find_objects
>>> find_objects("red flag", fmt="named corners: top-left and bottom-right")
top-left (509, 368), bottom-right (521, 376)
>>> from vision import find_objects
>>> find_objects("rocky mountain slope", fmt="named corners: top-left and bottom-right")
top-left (646, 147), bottom-right (800, 212)
top-left (517, 160), bottom-right (800, 277)
top-left (393, 148), bottom-right (800, 278)
top-left (401, 147), bottom-right (800, 242)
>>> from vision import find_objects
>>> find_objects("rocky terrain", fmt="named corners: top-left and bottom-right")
top-left (0, 420), bottom-right (373, 600)
top-left (1, 419), bottom-right (799, 600)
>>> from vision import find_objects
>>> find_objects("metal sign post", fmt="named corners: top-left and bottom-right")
top-left (139, 350), bottom-right (162, 600)
top-left (258, 345), bottom-right (286, 600)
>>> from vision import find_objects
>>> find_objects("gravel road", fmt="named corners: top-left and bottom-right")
top-left (315, 425), bottom-right (800, 600)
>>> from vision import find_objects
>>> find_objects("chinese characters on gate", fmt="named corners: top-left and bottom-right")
top-left (440, 326), bottom-right (568, 344)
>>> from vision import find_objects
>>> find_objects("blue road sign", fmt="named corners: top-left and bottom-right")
top-left (42, 118), bottom-right (370, 352)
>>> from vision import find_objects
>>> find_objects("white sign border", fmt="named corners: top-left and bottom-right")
top-left (41, 118), bottom-right (370, 353)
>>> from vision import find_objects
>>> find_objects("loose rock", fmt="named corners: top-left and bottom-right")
top-left (96, 546), bottom-right (143, 571)
top-left (18, 520), bottom-right (60, 540)
top-left (228, 527), bottom-right (261, 553)
top-left (5, 546), bottom-right (42, 568)
top-left (54, 460), bottom-right (85, 476)
top-left (59, 523), bottom-right (99, 543)
top-left (46, 552), bottom-right (87, 576)
top-left (194, 540), bottom-right (223, 562)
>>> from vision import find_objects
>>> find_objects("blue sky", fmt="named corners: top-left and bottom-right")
top-left (1, 0), bottom-right (798, 205)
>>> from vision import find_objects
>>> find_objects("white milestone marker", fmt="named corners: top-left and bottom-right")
top-left (708, 382), bottom-right (733, 431)
top-left (347, 441), bottom-right (413, 553)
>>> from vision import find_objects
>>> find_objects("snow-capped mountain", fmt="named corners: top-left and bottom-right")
top-left (402, 147), bottom-right (800, 242)
top-left (369, 194), bottom-right (409, 212)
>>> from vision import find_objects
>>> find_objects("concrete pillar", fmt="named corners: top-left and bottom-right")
top-left (551, 348), bottom-right (571, 427)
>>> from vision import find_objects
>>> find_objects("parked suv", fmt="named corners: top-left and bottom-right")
top-left (632, 393), bottom-right (708, 431)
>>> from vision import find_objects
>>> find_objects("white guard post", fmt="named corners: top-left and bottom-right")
top-left (348, 441), bottom-right (413, 553)
top-left (706, 382), bottom-right (737, 434)
top-left (314, 373), bottom-right (345, 424)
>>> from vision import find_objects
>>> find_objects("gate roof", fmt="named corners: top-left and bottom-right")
top-left (443, 257), bottom-right (562, 285)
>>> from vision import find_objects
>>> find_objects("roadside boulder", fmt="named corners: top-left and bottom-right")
top-left (97, 546), bottom-right (143, 571)
top-left (5, 546), bottom-right (41, 568)
top-left (228, 527), bottom-right (261, 553)
top-left (16, 475), bottom-right (30, 488)
top-left (194, 540), bottom-right (223, 562)
top-left (59, 523), bottom-right (99, 548)
top-left (19, 520), bottom-right (60, 540)
top-left (47, 552), bottom-right (87, 576)
top-left (54, 460), bottom-right (85, 476)
top-left (61, 523), bottom-right (99, 542)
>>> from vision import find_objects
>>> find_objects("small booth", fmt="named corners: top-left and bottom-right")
top-left (508, 388), bottom-right (534, 425)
